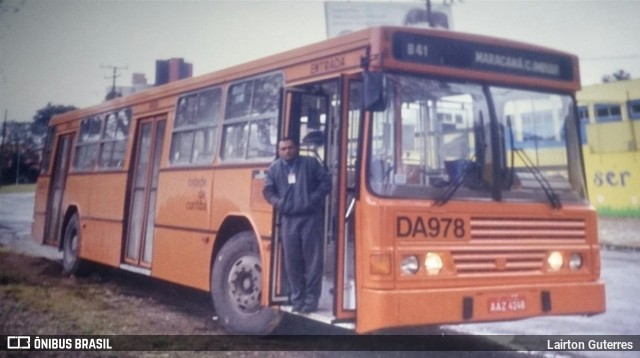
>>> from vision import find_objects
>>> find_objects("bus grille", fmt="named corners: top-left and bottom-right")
top-left (469, 217), bottom-right (586, 242)
top-left (452, 250), bottom-right (546, 273)
top-left (452, 217), bottom-right (586, 274)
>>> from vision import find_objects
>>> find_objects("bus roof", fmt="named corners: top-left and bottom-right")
top-left (50, 26), bottom-right (579, 126)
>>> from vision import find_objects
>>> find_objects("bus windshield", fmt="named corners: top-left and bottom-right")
top-left (368, 73), bottom-right (587, 205)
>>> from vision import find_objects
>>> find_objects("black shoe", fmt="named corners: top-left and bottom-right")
top-left (302, 306), bottom-right (317, 313)
top-left (292, 305), bottom-right (304, 313)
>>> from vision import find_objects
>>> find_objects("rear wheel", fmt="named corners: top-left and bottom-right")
top-left (211, 231), bottom-right (282, 334)
top-left (62, 213), bottom-right (88, 276)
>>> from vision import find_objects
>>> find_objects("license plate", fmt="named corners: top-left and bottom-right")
top-left (488, 294), bottom-right (526, 313)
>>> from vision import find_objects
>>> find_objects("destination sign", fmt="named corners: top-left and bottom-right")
top-left (392, 32), bottom-right (574, 81)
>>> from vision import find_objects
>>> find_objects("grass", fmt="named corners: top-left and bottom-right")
top-left (596, 206), bottom-right (640, 219)
top-left (597, 206), bottom-right (640, 218)
top-left (0, 183), bottom-right (36, 194)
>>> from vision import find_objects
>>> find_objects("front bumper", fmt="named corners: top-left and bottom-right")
top-left (356, 281), bottom-right (605, 333)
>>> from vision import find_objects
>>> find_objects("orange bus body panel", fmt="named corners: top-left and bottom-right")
top-left (62, 173), bottom-right (128, 266)
top-left (210, 168), bottom-right (271, 232)
top-left (80, 219), bottom-right (123, 267)
top-left (86, 173), bottom-right (128, 220)
top-left (153, 227), bottom-right (214, 290)
top-left (155, 170), bottom-right (214, 231)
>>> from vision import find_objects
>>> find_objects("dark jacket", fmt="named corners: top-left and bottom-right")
top-left (263, 156), bottom-right (331, 216)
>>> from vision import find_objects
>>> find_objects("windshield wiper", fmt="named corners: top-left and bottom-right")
top-left (513, 148), bottom-right (562, 209)
top-left (435, 112), bottom-right (487, 207)
top-left (434, 163), bottom-right (468, 206)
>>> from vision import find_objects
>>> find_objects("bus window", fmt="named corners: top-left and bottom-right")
top-left (221, 72), bottom-right (283, 161)
top-left (367, 73), bottom-right (587, 206)
top-left (368, 74), bottom-right (491, 201)
top-left (73, 109), bottom-right (132, 171)
top-left (170, 87), bottom-right (221, 165)
top-left (73, 116), bottom-right (103, 170)
top-left (40, 126), bottom-right (56, 174)
top-left (490, 87), bottom-right (587, 203)
top-left (98, 109), bottom-right (131, 169)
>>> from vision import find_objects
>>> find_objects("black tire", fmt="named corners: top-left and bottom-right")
top-left (211, 231), bottom-right (282, 334)
top-left (62, 213), bottom-right (88, 276)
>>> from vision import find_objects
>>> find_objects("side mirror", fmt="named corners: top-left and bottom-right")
top-left (363, 72), bottom-right (387, 112)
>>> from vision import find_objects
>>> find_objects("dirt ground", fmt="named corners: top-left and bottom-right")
top-left (0, 249), bottom-right (219, 336)
top-left (0, 247), bottom-right (357, 357)
top-left (1, 247), bottom-right (516, 357)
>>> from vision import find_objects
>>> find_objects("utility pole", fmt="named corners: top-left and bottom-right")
top-left (102, 65), bottom-right (127, 100)
top-left (425, 0), bottom-right (433, 28)
top-left (15, 138), bottom-right (20, 184)
top-left (0, 110), bottom-right (6, 188)
top-left (425, 0), bottom-right (459, 29)
top-left (1, 109), bottom-right (6, 149)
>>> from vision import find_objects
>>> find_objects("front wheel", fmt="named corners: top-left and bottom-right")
top-left (211, 231), bottom-right (282, 334)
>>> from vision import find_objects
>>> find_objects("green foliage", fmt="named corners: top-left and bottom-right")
top-left (0, 103), bottom-right (76, 185)
top-left (30, 103), bottom-right (77, 137)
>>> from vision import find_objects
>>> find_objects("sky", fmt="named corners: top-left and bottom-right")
top-left (1, 0), bottom-right (640, 122)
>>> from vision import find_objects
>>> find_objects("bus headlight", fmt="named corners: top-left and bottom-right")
top-left (401, 255), bottom-right (419, 275)
top-left (569, 253), bottom-right (583, 270)
top-left (547, 251), bottom-right (564, 271)
top-left (425, 252), bottom-right (443, 275)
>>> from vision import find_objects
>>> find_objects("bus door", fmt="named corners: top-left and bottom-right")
top-left (269, 78), bottom-right (361, 323)
top-left (124, 115), bottom-right (166, 268)
top-left (44, 134), bottom-right (73, 245)
top-left (336, 76), bottom-right (362, 321)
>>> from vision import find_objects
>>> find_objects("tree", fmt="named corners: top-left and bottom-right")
top-left (0, 121), bottom-right (39, 184)
top-left (0, 103), bottom-right (76, 185)
top-left (30, 102), bottom-right (77, 137)
top-left (602, 69), bottom-right (632, 83)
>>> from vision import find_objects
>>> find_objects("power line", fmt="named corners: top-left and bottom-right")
top-left (582, 55), bottom-right (640, 61)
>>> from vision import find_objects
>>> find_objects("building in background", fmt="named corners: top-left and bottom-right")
top-left (155, 58), bottom-right (193, 86)
top-left (578, 79), bottom-right (640, 217)
top-left (105, 58), bottom-right (193, 98)
top-left (106, 72), bottom-right (153, 99)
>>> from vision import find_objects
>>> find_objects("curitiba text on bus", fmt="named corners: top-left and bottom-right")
top-left (392, 32), bottom-right (574, 81)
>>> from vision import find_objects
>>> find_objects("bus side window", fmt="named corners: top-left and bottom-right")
top-left (73, 116), bottom-right (103, 171)
top-left (221, 72), bottom-right (283, 162)
top-left (170, 87), bottom-right (222, 165)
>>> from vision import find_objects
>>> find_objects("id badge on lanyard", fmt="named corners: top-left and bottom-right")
top-left (288, 171), bottom-right (296, 184)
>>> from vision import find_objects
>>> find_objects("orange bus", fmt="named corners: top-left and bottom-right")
top-left (32, 26), bottom-right (605, 334)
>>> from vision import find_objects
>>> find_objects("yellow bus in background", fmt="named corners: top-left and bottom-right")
top-left (33, 26), bottom-right (605, 334)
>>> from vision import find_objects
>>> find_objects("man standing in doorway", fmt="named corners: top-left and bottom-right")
top-left (263, 137), bottom-right (331, 313)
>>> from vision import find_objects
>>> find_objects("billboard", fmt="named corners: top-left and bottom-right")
top-left (325, 1), bottom-right (452, 38)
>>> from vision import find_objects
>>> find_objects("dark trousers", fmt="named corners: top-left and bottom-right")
top-left (281, 213), bottom-right (324, 309)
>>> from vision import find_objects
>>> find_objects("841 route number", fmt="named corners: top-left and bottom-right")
top-left (396, 215), bottom-right (467, 239)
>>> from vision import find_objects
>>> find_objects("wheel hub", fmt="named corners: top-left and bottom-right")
top-left (227, 255), bottom-right (262, 313)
